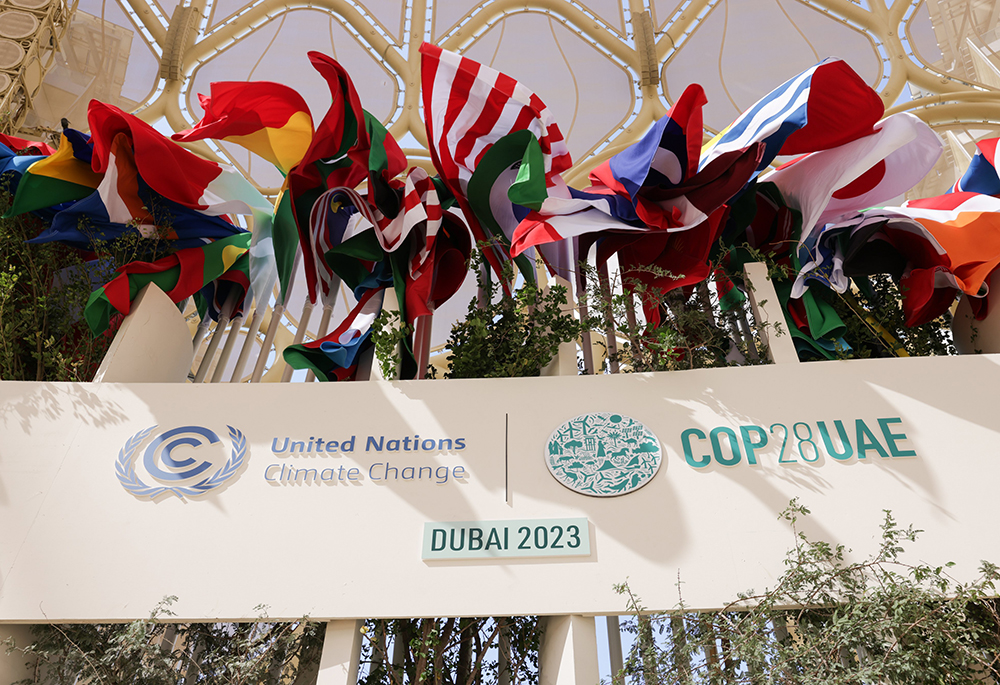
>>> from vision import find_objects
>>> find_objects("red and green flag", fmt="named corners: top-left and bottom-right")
top-left (287, 52), bottom-right (406, 303)
top-left (85, 232), bottom-right (252, 335)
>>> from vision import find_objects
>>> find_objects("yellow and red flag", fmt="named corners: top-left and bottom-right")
top-left (173, 82), bottom-right (314, 175)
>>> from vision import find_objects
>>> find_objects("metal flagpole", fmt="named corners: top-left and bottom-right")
top-left (228, 306), bottom-right (265, 382)
top-left (193, 288), bottom-right (239, 383)
top-left (304, 275), bottom-right (342, 382)
top-left (251, 249), bottom-right (301, 383)
top-left (210, 312), bottom-right (244, 382)
top-left (280, 299), bottom-right (314, 382)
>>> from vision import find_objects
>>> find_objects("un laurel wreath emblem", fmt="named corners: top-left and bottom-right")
top-left (116, 425), bottom-right (248, 500)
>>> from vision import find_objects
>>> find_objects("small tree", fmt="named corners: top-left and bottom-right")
top-left (5, 599), bottom-right (324, 684)
top-left (615, 500), bottom-right (1000, 685)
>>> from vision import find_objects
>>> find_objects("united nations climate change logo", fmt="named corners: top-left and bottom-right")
top-left (546, 413), bottom-right (662, 497)
top-left (116, 425), bottom-right (248, 500)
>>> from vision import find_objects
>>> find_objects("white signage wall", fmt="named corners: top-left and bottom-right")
top-left (1, 354), bottom-right (999, 621)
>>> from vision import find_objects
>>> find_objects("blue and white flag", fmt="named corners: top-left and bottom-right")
top-left (700, 58), bottom-right (884, 175)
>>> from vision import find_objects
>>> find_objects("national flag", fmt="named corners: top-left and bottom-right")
top-left (84, 231), bottom-right (252, 335)
top-left (31, 131), bottom-right (246, 250)
top-left (6, 131), bottom-right (103, 217)
top-left (762, 112), bottom-right (941, 245)
top-left (509, 135), bottom-right (761, 260)
top-left (0, 142), bottom-right (44, 191)
top-left (719, 181), bottom-right (802, 259)
top-left (420, 41), bottom-right (569, 278)
top-left (308, 186), bottom-right (370, 304)
top-left (952, 137), bottom-right (1000, 195)
top-left (0, 133), bottom-right (55, 156)
top-left (591, 84), bottom-right (707, 201)
top-left (774, 278), bottom-right (850, 361)
top-left (90, 101), bottom-right (276, 313)
top-left (600, 206), bottom-right (729, 325)
top-left (314, 192), bottom-right (392, 298)
top-left (404, 210), bottom-right (472, 323)
top-left (889, 192), bottom-right (1000, 322)
top-left (196, 249), bottom-right (252, 321)
top-left (286, 52), bottom-right (406, 302)
top-left (88, 101), bottom-right (268, 217)
top-left (508, 85), bottom-right (760, 263)
top-left (700, 58), bottom-right (884, 176)
top-left (308, 171), bottom-right (467, 324)
top-left (386, 167), bottom-right (443, 272)
top-left (466, 129), bottom-right (594, 280)
top-left (172, 81), bottom-right (314, 175)
top-left (798, 195), bottom-right (1000, 325)
top-left (791, 210), bottom-right (949, 303)
top-left (714, 269), bottom-right (746, 310)
top-left (282, 287), bottom-right (384, 381)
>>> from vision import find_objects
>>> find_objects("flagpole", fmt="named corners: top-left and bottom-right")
top-left (229, 306), bottom-right (264, 382)
top-left (210, 312), bottom-right (244, 383)
top-left (193, 288), bottom-right (239, 383)
top-left (251, 249), bottom-right (301, 383)
top-left (280, 299), bottom-right (314, 382)
top-left (302, 275), bottom-right (342, 383)
top-left (576, 265), bottom-right (596, 375)
top-left (598, 262), bottom-right (621, 374)
top-left (191, 314), bottom-right (212, 353)
top-left (303, 304), bottom-right (332, 383)
top-left (413, 312), bottom-right (433, 378)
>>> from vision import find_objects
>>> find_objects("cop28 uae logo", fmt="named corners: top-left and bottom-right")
top-left (546, 413), bottom-right (662, 497)
top-left (116, 425), bottom-right (248, 500)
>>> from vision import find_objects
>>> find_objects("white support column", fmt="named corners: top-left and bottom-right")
top-left (315, 620), bottom-right (364, 685)
top-left (0, 624), bottom-right (38, 682)
top-left (539, 615), bottom-right (600, 685)
top-left (743, 262), bottom-right (799, 365)
top-left (605, 616), bottom-right (624, 683)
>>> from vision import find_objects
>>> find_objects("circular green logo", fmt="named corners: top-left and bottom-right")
top-left (546, 413), bottom-right (662, 497)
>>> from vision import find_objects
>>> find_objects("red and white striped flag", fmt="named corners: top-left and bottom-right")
top-left (419, 42), bottom-right (570, 276)
top-left (420, 42), bottom-right (570, 197)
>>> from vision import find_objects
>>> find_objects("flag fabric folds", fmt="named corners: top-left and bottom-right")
top-left (88, 101), bottom-right (267, 217)
top-left (287, 52), bottom-right (406, 302)
top-left (794, 193), bottom-right (1000, 326)
top-left (7, 131), bottom-right (103, 217)
top-left (420, 41), bottom-right (569, 278)
top-left (84, 232), bottom-right (252, 335)
top-left (952, 137), bottom-right (1000, 196)
top-left (763, 112), bottom-right (941, 246)
top-left (282, 287), bottom-right (385, 381)
top-left (0, 133), bottom-right (55, 156)
top-left (891, 192), bottom-right (1000, 322)
top-left (172, 81), bottom-right (314, 175)
top-left (700, 58), bottom-right (884, 176)
top-left (510, 85), bottom-right (762, 262)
